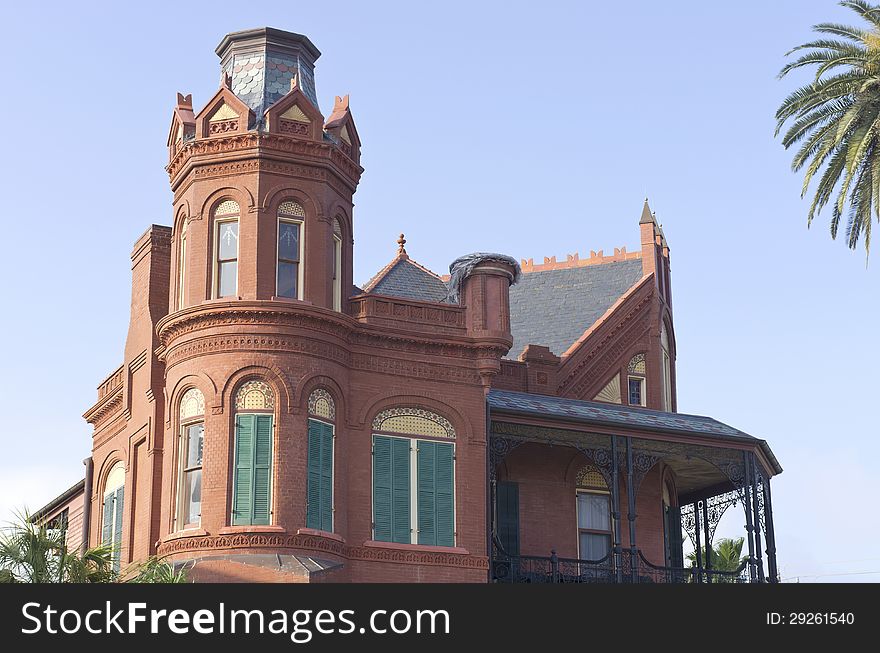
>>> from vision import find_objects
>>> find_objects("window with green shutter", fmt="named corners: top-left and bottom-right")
top-left (102, 462), bottom-right (125, 571)
top-left (233, 413), bottom-right (273, 525)
top-left (373, 432), bottom-right (455, 547)
top-left (306, 418), bottom-right (334, 532)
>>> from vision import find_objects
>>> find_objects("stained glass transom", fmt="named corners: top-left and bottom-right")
top-left (372, 408), bottom-right (455, 439)
top-left (179, 388), bottom-right (205, 420)
top-left (279, 200), bottom-right (305, 217)
top-left (215, 200), bottom-right (240, 216)
top-left (627, 353), bottom-right (646, 375)
top-left (308, 389), bottom-right (336, 420)
top-left (235, 380), bottom-right (275, 411)
top-left (576, 465), bottom-right (607, 489)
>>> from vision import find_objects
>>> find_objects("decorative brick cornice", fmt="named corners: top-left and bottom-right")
top-left (520, 247), bottom-right (641, 274)
top-left (166, 132), bottom-right (362, 192)
top-left (157, 532), bottom-right (487, 570)
top-left (83, 388), bottom-right (124, 426)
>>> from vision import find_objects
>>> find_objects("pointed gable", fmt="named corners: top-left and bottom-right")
top-left (362, 234), bottom-right (449, 303)
top-left (264, 76), bottom-right (324, 140)
top-left (167, 93), bottom-right (195, 160)
top-left (324, 95), bottom-right (361, 163)
top-left (195, 80), bottom-right (254, 138)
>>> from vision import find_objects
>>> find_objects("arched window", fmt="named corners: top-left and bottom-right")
top-left (177, 219), bottom-right (187, 310)
top-left (627, 353), bottom-right (646, 407)
top-left (306, 389), bottom-right (336, 532)
top-left (371, 408), bottom-right (455, 547)
top-left (661, 323), bottom-right (673, 411)
top-left (332, 218), bottom-right (343, 312)
top-left (277, 200), bottom-right (305, 299)
top-left (214, 200), bottom-right (240, 298)
top-left (178, 388), bottom-right (204, 529)
top-left (575, 464), bottom-right (611, 561)
top-left (232, 380), bottom-right (274, 526)
top-left (102, 462), bottom-right (125, 571)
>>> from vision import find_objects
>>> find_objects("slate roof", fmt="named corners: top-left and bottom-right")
top-left (507, 259), bottom-right (644, 359)
top-left (365, 258), bottom-right (449, 303)
top-left (487, 389), bottom-right (782, 473)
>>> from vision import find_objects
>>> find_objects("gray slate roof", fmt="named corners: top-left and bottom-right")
top-left (368, 259), bottom-right (449, 303)
top-left (488, 389), bottom-right (754, 440)
top-left (507, 259), bottom-right (644, 358)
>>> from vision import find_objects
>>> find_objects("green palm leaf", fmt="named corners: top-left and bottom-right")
top-left (777, 0), bottom-right (880, 256)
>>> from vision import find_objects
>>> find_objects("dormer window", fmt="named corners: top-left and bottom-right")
top-left (277, 200), bottom-right (305, 299)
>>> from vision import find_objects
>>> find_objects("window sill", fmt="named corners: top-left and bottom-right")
top-left (363, 540), bottom-right (470, 555)
top-left (270, 296), bottom-right (312, 305)
top-left (159, 528), bottom-right (208, 544)
top-left (218, 525), bottom-right (286, 535)
top-left (296, 528), bottom-right (345, 543)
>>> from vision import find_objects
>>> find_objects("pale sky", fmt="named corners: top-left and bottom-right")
top-left (1, 1), bottom-right (877, 582)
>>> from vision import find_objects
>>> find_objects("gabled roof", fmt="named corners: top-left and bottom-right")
top-left (507, 258), bottom-right (644, 359)
top-left (363, 258), bottom-right (449, 303)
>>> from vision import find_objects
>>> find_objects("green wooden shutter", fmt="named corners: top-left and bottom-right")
top-left (417, 441), bottom-right (455, 547)
top-left (665, 505), bottom-right (684, 568)
top-left (373, 435), bottom-right (411, 543)
top-left (101, 494), bottom-right (114, 545)
top-left (391, 437), bottom-right (411, 544)
top-left (112, 487), bottom-right (124, 571)
top-left (435, 443), bottom-right (455, 547)
top-left (306, 419), bottom-right (334, 531)
top-left (417, 441), bottom-right (436, 545)
top-left (372, 435), bottom-right (392, 541)
top-left (319, 422), bottom-right (333, 532)
top-left (233, 414), bottom-right (254, 525)
top-left (252, 414), bottom-right (273, 525)
top-left (496, 481), bottom-right (520, 556)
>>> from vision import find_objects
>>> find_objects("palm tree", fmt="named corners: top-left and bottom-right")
top-left (687, 537), bottom-right (747, 583)
top-left (776, 0), bottom-right (880, 256)
top-left (0, 510), bottom-right (116, 583)
top-left (0, 510), bottom-right (187, 583)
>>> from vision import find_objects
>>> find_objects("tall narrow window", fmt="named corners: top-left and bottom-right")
top-left (627, 353), bottom-right (646, 407)
top-left (661, 323), bottom-right (673, 411)
top-left (177, 220), bottom-right (187, 310)
top-left (214, 200), bottom-right (239, 298)
top-left (178, 387), bottom-right (205, 529)
top-left (232, 380), bottom-right (275, 526)
top-left (306, 389), bottom-right (336, 532)
top-left (332, 218), bottom-right (342, 312)
top-left (371, 408), bottom-right (456, 547)
top-left (102, 462), bottom-right (125, 571)
top-left (277, 200), bottom-right (305, 299)
top-left (575, 465), bottom-right (611, 561)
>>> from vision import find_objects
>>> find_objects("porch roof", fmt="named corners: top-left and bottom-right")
top-left (487, 389), bottom-right (781, 475)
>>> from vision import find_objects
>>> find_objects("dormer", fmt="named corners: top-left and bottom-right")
top-left (167, 93), bottom-right (195, 161)
top-left (264, 77), bottom-right (324, 141)
top-left (324, 95), bottom-right (361, 164)
top-left (195, 81), bottom-right (254, 139)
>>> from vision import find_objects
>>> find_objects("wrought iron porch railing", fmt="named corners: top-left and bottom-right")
top-left (491, 549), bottom-right (749, 584)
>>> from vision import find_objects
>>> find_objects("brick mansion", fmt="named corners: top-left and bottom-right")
top-left (34, 28), bottom-right (782, 583)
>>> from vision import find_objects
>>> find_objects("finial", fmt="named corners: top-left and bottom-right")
top-left (397, 233), bottom-right (407, 256)
top-left (221, 71), bottom-right (232, 89)
top-left (290, 74), bottom-right (299, 92)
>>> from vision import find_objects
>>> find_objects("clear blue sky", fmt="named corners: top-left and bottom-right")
top-left (1, 1), bottom-right (877, 582)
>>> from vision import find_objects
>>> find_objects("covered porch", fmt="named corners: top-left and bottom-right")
top-left (486, 390), bottom-right (782, 583)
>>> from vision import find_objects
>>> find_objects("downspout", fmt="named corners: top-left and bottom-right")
top-left (80, 457), bottom-right (94, 554)
top-left (485, 398), bottom-right (492, 583)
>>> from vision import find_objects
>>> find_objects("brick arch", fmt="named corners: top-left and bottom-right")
top-left (199, 186), bottom-right (253, 222)
top-left (356, 392), bottom-right (472, 442)
top-left (165, 372), bottom-right (218, 425)
top-left (219, 364), bottom-right (292, 414)
top-left (325, 200), bottom-right (352, 242)
top-left (563, 449), bottom-right (603, 485)
top-left (94, 451), bottom-right (126, 499)
top-left (294, 373), bottom-right (345, 420)
top-left (261, 186), bottom-right (322, 222)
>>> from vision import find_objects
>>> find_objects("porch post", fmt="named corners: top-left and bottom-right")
top-left (750, 454), bottom-right (766, 582)
top-left (762, 473), bottom-right (779, 583)
top-left (625, 437), bottom-right (638, 583)
top-left (611, 435), bottom-right (623, 583)
top-left (693, 502), bottom-right (703, 583)
top-left (701, 498), bottom-right (712, 574)
top-left (741, 451), bottom-right (758, 582)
